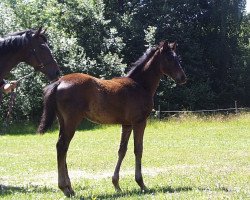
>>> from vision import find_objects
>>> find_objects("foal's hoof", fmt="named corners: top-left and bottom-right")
top-left (141, 186), bottom-right (148, 193)
top-left (112, 176), bottom-right (122, 192)
top-left (61, 187), bottom-right (75, 197)
top-left (115, 186), bottom-right (122, 192)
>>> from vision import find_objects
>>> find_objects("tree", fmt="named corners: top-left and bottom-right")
top-left (0, 0), bottom-right (249, 123)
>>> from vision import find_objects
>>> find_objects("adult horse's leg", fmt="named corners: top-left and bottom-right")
top-left (56, 114), bottom-right (79, 197)
top-left (133, 120), bottom-right (147, 191)
top-left (112, 125), bottom-right (132, 191)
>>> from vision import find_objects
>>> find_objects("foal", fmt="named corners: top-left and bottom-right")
top-left (38, 41), bottom-right (187, 197)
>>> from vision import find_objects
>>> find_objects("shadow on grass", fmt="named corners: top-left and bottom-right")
top-left (0, 119), bottom-right (102, 136)
top-left (0, 184), bottom-right (57, 196)
top-left (81, 185), bottom-right (234, 199)
top-left (81, 186), bottom-right (193, 199)
top-left (0, 184), bottom-right (234, 198)
top-left (0, 121), bottom-right (38, 135)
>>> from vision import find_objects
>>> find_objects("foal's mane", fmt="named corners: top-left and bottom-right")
top-left (126, 46), bottom-right (158, 77)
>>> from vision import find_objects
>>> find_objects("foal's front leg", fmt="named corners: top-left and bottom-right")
top-left (133, 120), bottom-right (147, 191)
top-left (112, 125), bottom-right (132, 191)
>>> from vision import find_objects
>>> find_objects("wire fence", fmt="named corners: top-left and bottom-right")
top-left (151, 105), bottom-right (250, 120)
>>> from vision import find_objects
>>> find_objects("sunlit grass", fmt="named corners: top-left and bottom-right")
top-left (0, 113), bottom-right (249, 199)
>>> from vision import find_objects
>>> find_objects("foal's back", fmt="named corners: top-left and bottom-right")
top-left (56, 73), bottom-right (153, 125)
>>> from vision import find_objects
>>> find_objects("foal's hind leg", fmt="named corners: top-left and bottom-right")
top-left (133, 120), bottom-right (147, 191)
top-left (112, 125), bottom-right (132, 191)
top-left (56, 115), bottom-right (80, 197)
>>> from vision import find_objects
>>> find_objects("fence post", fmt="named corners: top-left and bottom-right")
top-left (158, 105), bottom-right (161, 120)
top-left (235, 101), bottom-right (238, 114)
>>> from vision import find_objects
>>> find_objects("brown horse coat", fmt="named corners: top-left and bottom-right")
top-left (56, 73), bottom-right (153, 125)
top-left (38, 41), bottom-right (187, 197)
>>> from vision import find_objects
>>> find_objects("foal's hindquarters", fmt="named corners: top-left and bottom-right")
top-left (53, 74), bottom-right (152, 196)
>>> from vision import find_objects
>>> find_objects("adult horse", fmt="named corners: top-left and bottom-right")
top-left (38, 41), bottom-right (187, 197)
top-left (0, 27), bottom-right (60, 86)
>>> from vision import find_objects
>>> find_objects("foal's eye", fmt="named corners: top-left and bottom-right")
top-left (40, 44), bottom-right (47, 49)
top-left (178, 56), bottom-right (182, 63)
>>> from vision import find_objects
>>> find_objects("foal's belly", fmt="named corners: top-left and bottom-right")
top-left (85, 106), bottom-right (131, 124)
top-left (86, 114), bottom-right (125, 124)
top-left (85, 99), bottom-right (152, 125)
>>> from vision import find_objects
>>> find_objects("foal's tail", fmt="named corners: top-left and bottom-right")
top-left (37, 81), bottom-right (60, 134)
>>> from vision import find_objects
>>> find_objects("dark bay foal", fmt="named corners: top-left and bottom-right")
top-left (38, 41), bottom-right (187, 197)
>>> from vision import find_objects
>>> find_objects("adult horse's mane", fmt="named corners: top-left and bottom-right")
top-left (126, 46), bottom-right (158, 77)
top-left (8, 29), bottom-right (47, 42)
top-left (0, 29), bottom-right (47, 55)
top-left (7, 29), bottom-right (33, 36)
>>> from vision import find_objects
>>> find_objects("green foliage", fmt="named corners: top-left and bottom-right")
top-left (0, 0), bottom-right (126, 121)
top-left (0, 2), bottom-right (20, 35)
top-left (144, 26), bottom-right (157, 48)
top-left (0, 0), bottom-right (249, 121)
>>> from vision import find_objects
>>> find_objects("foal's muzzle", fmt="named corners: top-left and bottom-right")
top-left (176, 74), bottom-right (187, 85)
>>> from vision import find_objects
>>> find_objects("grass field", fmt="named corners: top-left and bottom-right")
top-left (0, 113), bottom-right (249, 199)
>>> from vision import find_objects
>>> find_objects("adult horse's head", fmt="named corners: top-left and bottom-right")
top-left (23, 27), bottom-right (60, 81)
top-left (158, 41), bottom-right (187, 84)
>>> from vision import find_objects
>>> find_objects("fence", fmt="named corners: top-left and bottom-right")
top-left (153, 102), bottom-right (250, 120)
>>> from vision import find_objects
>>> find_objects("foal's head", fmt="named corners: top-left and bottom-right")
top-left (23, 27), bottom-right (60, 81)
top-left (158, 41), bottom-right (187, 84)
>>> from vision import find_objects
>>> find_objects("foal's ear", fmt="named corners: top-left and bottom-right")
top-left (160, 41), bottom-right (170, 52)
top-left (34, 27), bottom-right (43, 37)
top-left (170, 42), bottom-right (177, 51)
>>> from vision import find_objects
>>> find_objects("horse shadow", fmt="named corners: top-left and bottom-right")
top-left (1, 184), bottom-right (232, 199)
top-left (0, 184), bottom-right (56, 196)
top-left (80, 185), bottom-right (233, 200)
top-left (0, 119), bottom-right (101, 136)
top-left (80, 186), bottom-right (193, 199)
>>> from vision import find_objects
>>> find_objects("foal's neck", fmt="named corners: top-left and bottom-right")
top-left (131, 51), bottom-right (163, 96)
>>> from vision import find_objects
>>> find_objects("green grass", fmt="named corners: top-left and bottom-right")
top-left (0, 114), bottom-right (249, 199)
